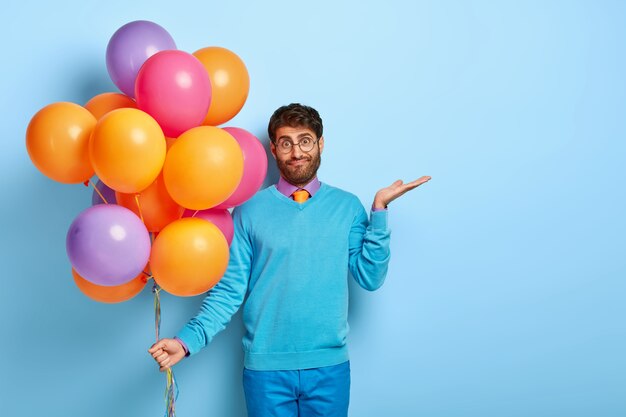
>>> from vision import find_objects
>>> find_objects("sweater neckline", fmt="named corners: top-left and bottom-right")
top-left (270, 182), bottom-right (328, 210)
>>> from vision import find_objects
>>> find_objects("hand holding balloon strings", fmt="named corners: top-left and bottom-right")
top-left (152, 284), bottom-right (179, 414)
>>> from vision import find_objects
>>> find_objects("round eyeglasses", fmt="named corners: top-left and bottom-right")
top-left (275, 137), bottom-right (320, 154)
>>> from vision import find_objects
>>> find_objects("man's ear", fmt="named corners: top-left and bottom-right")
top-left (318, 136), bottom-right (324, 154)
top-left (270, 141), bottom-right (277, 159)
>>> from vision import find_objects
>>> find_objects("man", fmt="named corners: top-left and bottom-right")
top-left (149, 103), bottom-right (430, 417)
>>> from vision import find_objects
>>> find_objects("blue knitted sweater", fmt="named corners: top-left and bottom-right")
top-left (177, 183), bottom-right (391, 370)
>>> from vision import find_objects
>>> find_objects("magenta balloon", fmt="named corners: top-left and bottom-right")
top-left (214, 127), bottom-right (268, 209)
top-left (183, 208), bottom-right (234, 245)
top-left (106, 20), bottom-right (177, 98)
top-left (66, 204), bottom-right (151, 286)
top-left (135, 50), bottom-right (212, 137)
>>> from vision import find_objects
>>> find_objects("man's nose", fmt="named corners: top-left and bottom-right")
top-left (290, 143), bottom-right (304, 157)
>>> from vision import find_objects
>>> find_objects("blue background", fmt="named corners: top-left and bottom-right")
top-left (1, 1), bottom-right (625, 416)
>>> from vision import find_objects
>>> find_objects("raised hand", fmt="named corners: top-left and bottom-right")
top-left (373, 176), bottom-right (431, 209)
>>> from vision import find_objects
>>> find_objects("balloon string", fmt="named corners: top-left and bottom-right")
top-left (165, 368), bottom-right (177, 417)
top-left (153, 283), bottom-right (179, 417)
top-left (192, 210), bottom-right (198, 218)
top-left (134, 194), bottom-right (145, 224)
top-left (153, 283), bottom-right (161, 341)
top-left (143, 235), bottom-right (154, 284)
top-left (88, 180), bottom-right (109, 204)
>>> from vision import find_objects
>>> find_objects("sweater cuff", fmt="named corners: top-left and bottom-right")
top-left (174, 336), bottom-right (190, 357)
top-left (369, 209), bottom-right (388, 230)
top-left (176, 327), bottom-right (201, 356)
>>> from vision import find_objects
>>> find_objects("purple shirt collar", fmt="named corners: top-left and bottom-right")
top-left (276, 176), bottom-right (321, 198)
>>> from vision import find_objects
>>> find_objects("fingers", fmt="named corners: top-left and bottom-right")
top-left (408, 176), bottom-right (431, 186)
top-left (148, 341), bottom-right (166, 354)
top-left (149, 340), bottom-right (170, 368)
top-left (401, 176), bottom-right (431, 190)
top-left (150, 347), bottom-right (169, 363)
top-left (151, 349), bottom-right (171, 370)
top-left (389, 176), bottom-right (430, 192)
top-left (159, 358), bottom-right (172, 372)
top-left (158, 352), bottom-right (186, 372)
top-left (149, 339), bottom-right (185, 372)
top-left (158, 357), bottom-right (170, 367)
top-left (150, 348), bottom-right (163, 360)
top-left (378, 175), bottom-right (431, 206)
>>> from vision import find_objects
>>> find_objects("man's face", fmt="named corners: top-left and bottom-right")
top-left (271, 126), bottom-right (324, 187)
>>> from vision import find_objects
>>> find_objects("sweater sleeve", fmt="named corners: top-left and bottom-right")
top-left (176, 207), bottom-right (252, 355)
top-left (348, 204), bottom-right (391, 291)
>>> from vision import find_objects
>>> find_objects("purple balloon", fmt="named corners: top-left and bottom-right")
top-left (91, 179), bottom-right (117, 205)
top-left (66, 204), bottom-right (151, 286)
top-left (106, 20), bottom-right (177, 98)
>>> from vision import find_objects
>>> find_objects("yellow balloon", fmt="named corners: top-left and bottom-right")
top-left (26, 102), bottom-right (96, 183)
top-left (163, 126), bottom-right (244, 210)
top-left (90, 108), bottom-right (166, 193)
top-left (151, 218), bottom-right (229, 296)
top-left (193, 47), bottom-right (250, 126)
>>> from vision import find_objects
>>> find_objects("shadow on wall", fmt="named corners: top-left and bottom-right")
top-left (71, 58), bottom-right (118, 105)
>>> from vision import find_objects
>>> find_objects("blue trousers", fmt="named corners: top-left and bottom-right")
top-left (243, 361), bottom-right (351, 417)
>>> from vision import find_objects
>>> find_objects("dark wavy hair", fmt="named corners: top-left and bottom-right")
top-left (268, 103), bottom-right (323, 142)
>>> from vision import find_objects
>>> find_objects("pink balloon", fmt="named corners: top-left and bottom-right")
top-left (214, 127), bottom-right (268, 209)
top-left (135, 50), bottom-right (212, 137)
top-left (183, 208), bottom-right (234, 245)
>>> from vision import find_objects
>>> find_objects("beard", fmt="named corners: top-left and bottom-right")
top-left (276, 152), bottom-right (321, 187)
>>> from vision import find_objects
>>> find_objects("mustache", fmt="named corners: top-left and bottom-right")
top-left (288, 156), bottom-right (311, 162)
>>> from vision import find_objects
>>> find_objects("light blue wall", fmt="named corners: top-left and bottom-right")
top-left (1, 1), bottom-right (625, 416)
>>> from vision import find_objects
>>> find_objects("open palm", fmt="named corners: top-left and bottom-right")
top-left (373, 176), bottom-right (431, 209)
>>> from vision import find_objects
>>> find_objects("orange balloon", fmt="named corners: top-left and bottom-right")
top-left (73, 269), bottom-right (147, 303)
top-left (163, 126), bottom-right (244, 210)
top-left (116, 173), bottom-right (184, 232)
top-left (193, 47), bottom-right (250, 126)
top-left (165, 136), bottom-right (177, 151)
top-left (26, 102), bottom-right (96, 183)
top-left (90, 108), bottom-right (166, 193)
top-left (85, 92), bottom-right (137, 120)
top-left (151, 218), bottom-right (229, 296)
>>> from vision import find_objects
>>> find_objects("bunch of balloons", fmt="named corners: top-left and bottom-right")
top-left (26, 20), bottom-right (268, 302)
